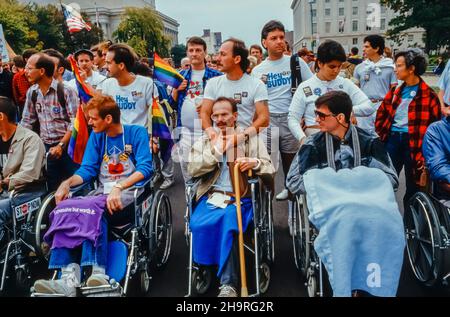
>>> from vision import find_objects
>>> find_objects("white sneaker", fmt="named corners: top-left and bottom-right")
top-left (34, 263), bottom-right (81, 297)
top-left (86, 273), bottom-right (110, 287)
top-left (218, 284), bottom-right (237, 297)
top-left (276, 189), bottom-right (289, 201)
top-left (160, 178), bottom-right (175, 190)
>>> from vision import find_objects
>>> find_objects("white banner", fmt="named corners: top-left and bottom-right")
top-left (0, 24), bottom-right (9, 62)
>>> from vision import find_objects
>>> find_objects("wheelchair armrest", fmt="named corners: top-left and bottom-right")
top-left (69, 181), bottom-right (94, 196)
top-left (134, 178), bottom-right (152, 190)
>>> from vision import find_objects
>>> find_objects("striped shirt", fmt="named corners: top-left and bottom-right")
top-left (21, 79), bottom-right (78, 145)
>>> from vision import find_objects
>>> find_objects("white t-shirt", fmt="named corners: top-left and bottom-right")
top-left (204, 74), bottom-right (268, 128)
top-left (68, 71), bottom-right (107, 92)
top-left (100, 75), bottom-right (157, 127)
top-left (288, 75), bottom-right (373, 141)
top-left (252, 55), bottom-right (312, 114)
top-left (181, 69), bottom-right (205, 135)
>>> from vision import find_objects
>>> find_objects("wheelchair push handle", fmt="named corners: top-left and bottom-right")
top-left (233, 163), bottom-right (248, 297)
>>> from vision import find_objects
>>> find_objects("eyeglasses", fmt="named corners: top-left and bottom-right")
top-left (314, 110), bottom-right (335, 121)
top-left (25, 66), bottom-right (37, 71)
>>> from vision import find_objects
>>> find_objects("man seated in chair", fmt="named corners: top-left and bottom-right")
top-left (0, 97), bottom-right (46, 245)
top-left (287, 91), bottom-right (404, 297)
top-left (188, 97), bottom-right (274, 297)
top-left (33, 94), bottom-right (153, 296)
top-left (423, 105), bottom-right (450, 206)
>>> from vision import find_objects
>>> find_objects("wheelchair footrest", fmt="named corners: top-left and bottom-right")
top-left (80, 280), bottom-right (122, 297)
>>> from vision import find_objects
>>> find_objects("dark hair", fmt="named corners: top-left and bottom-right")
top-left (394, 48), bottom-right (427, 76)
top-left (42, 48), bottom-right (66, 69)
top-left (86, 94), bottom-right (121, 124)
top-left (261, 20), bottom-right (285, 40)
top-left (108, 44), bottom-right (137, 72)
top-left (363, 35), bottom-right (385, 55)
top-left (223, 38), bottom-right (249, 72)
top-left (187, 36), bottom-right (207, 52)
top-left (22, 49), bottom-right (39, 61)
top-left (315, 91), bottom-right (353, 123)
top-left (74, 49), bottom-right (94, 61)
top-left (0, 97), bottom-right (17, 122)
top-left (350, 47), bottom-right (359, 55)
top-left (316, 40), bottom-right (347, 71)
top-left (133, 62), bottom-right (152, 77)
top-left (13, 56), bottom-right (26, 68)
top-left (285, 41), bottom-right (291, 52)
top-left (34, 53), bottom-right (55, 78)
top-left (214, 97), bottom-right (238, 113)
top-left (249, 44), bottom-right (263, 54)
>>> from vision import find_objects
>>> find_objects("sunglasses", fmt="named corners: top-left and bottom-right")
top-left (314, 110), bottom-right (335, 121)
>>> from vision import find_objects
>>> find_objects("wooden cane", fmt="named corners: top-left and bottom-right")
top-left (233, 163), bottom-right (248, 297)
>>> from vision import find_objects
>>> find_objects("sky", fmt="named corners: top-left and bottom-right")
top-left (156, 0), bottom-right (294, 47)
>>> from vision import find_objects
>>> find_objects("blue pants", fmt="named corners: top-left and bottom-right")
top-left (48, 217), bottom-right (108, 269)
top-left (220, 239), bottom-right (238, 288)
top-left (44, 144), bottom-right (79, 192)
top-left (385, 131), bottom-right (419, 207)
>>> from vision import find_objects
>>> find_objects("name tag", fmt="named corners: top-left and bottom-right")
top-left (207, 192), bottom-right (231, 209)
top-left (103, 182), bottom-right (117, 194)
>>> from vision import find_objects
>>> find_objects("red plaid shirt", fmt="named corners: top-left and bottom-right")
top-left (375, 78), bottom-right (441, 182)
top-left (12, 70), bottom-right (31, 106)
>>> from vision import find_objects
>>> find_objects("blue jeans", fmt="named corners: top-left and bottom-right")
top-left (385, 131), bottom-right (419, 207)
top-left (48, 217), bottom-right (108, 269)
top-left (44, 144), bottom-right (79, 192)
top-left (220, 239), bottom-right (238, 288)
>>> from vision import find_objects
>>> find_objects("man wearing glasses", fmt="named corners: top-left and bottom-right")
top-left (287, 91), bottom-right (397, 195)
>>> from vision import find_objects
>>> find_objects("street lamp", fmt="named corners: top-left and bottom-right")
top-left (308, 0), bottom-right (316, 52)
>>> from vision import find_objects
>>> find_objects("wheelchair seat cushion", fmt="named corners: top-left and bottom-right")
top-left (44, 195), bottom-right (107, 250)
top-left (190, 196), bottom-right (253, 277)
top-left (304, 166), bottom-right (405, 297)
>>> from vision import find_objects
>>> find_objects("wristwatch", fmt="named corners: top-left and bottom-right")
top-left (113, 183), bottom-right (124, 190)
top-left (58, 142), bottom-right (65, 149)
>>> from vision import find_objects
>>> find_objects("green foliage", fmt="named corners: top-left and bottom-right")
top-left (381, 0), bottom-right (450, 53)
top-left (113, 7), bottom-right (170, 58)
top-left (171, 44), bottom-right (186, 67)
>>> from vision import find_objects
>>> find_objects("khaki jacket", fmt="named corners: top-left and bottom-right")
top-left (3, 125), bottom-right (45, 192)
top-left (188, 132), bottom-right (275, 201)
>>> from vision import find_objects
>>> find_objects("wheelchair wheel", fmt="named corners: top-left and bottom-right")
top-left (259, 262), bottom-right (271, 294)
top-left (404, 192), bottom-right (443, 287)
top-left (191, 266), bottom-right (212, 296)
top-left (307, 274), bottom-right (317, 298)
top-left (15, 266), bottom-right (30, 294)
top-left (149, 190), bottom-right (173, 269)
top-left (292, 195), bottom-right (310, 277)
top-left (261, 190), bottom-right (275, 264)
top-left (140, 268), bottom-right (151, 295)
top-left (34, 192), bottom-right (55, 258)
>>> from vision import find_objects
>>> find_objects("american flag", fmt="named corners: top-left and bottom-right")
top-left (61, 3), bottom-right (91, 34)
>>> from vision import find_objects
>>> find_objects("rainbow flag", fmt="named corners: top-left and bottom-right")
top-left (152, 97), bottom-right (173, 163)
top-left (67, 55), bottom-right (90, 164)
top-left (153, 53), bottom-right (184, 89)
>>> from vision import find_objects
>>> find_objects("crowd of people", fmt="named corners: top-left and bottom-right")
top-left (0, 18), bottom-right (449, 297)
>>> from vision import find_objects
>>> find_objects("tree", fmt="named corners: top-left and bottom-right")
top-left (0, 0), bottom-right (38, 54)
top-left (171, 44), bottom-right (186, 68)
top-left (381, 0), bottom-right (450, 53)
top-left (113, 7), bottom-right (171, 57)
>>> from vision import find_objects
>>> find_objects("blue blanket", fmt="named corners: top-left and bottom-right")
top-left (304, 166), bottom-right (405, 297)
top-left (190, 197), bottom-right (253, 276)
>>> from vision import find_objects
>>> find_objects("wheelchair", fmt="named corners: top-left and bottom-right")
top-left (290, 194), bottom-right (331, 297)
top-left (31, 172), bottom-right (173, 297)
top-left (184, 174), bottom-right (274, 297)
top-left (404, 183), bottom-right (450, 288)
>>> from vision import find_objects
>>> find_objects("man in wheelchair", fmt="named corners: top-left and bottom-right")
top-left (0, 97), bottom-right (46, 246)
top-left (33, 94), bottom-right (153, 296)
top-left (423, 106), bottom-right (450, 205)
top-left (188, 97), bottom-right (274, 297)
top-left (287, 91), bottom-right (405, 297)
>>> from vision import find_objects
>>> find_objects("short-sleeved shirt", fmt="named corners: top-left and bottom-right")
top-left (354, 62), bottom-right (397, 100)
top-left (204, 74), bottom-right (268, 128)
top-left (252, 55), bottom-right (312, 114)
top-left (392, 84), bottom-right (419, 133)
top-left (438, 61), bottom-right (450, 105)
top-left (100, 75), bottom-right (157, 128)
top-left (181, 69), bottom-right (205, 135)
top-left (67, 71), bottom-right (107, 91)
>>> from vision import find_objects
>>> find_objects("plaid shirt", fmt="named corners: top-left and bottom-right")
top-left (375, 78), bottom-right (441, 182)
top-left (12, 70), bottom-right (31, 106)
top-left (168, 66), bottom-right (222, 127)
top-left (21, 79), bottom-right (78, 145)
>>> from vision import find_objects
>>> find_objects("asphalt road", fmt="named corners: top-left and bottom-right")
top-left (148, 163), bottom-right (450, 297)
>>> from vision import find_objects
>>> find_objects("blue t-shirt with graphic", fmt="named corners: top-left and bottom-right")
top-left (392, 84), bottom-right (419, 133)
